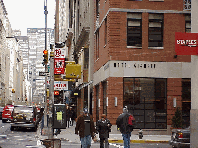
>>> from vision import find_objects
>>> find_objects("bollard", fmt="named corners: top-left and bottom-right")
top-left (41, 138), bottom-right (61, 148)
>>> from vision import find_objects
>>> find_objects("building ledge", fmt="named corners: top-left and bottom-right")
top-left (148, 47), bottom-right (164, 49)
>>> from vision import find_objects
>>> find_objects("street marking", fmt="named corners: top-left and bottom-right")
top-left (109, 143), bottom-right (124, 148)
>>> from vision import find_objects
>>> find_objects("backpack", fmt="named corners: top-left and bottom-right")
top-left (128, 114), bottom-right (135, 126)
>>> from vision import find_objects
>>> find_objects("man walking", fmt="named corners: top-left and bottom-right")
top-left (116, 106), bottom-right (134, 148)
top-left (75, 108), bottom-right (96, 148)
top-left (97, 114), bottom-right (112, 148)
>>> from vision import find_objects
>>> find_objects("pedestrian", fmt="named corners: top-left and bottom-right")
top-left (96, 114), bottom-right (112, 148)
top-left (116, 106), bottom-right (135, 148)
top-left (70, 107), bottom-right (76, 126)
top-left (66, 105), bottom-right (70, 128)
top-left (75, 108), bottom-right (97, 148)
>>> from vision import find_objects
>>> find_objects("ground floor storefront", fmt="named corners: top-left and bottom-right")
top-left (92, 77), bottom-right (190, 134)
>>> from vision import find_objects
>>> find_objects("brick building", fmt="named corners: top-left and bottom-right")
top-left (92, 0), bottom-right (191, 134)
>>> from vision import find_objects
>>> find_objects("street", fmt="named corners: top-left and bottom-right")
top-left (0, 119), bottom-right (172, 148)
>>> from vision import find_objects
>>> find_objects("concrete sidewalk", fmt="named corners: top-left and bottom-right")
top-left (36, 121), bottom-right (171, 144)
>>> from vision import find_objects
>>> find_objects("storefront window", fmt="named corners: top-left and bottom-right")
top-left (124, 78), bottom-right (167, 129)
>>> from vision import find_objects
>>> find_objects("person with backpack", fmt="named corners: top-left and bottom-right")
top-left (116, 106), bottom-right (135, 148)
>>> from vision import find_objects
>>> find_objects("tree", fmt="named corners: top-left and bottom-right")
top-left (171, 107), bottom-right (183, 128)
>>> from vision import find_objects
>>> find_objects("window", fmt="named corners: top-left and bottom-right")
top-left (96, 0), bottom-right (100, 17)
top-left (185, 14), bottom-right (191, 33)
top-left (148, 13), bottom-right (163, 47)
top-left (104, 18), bottom-right (107, 45)
top-left (69, 0), bottom-right (73, 28)
top-left (124, 78), bottom-right (167, 129)
top-left (96, 30), bottom-right (99, 59)
top-left (127, 13), bottom-right (142, 47)
top-left (184, 0), bottom-right (191, 10)
top-left (103, 82), bottom-right (107, 116)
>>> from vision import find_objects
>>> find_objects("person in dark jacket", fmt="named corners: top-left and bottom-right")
top-left (97, 114), bottom-right (112, 148)
top-left (66, 105), bottom-right (70, 128)
top-left (75, 108), bottom-right (96, 148)
top-left (116, 106), bottom-right (134, 148)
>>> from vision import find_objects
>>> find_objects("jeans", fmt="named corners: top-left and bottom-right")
top-left (100, 137), bottom-right (109, 148)
top-left (122, 132), bottom-right (131, 148)
top-left (80, 135), bottom-right (91, 148)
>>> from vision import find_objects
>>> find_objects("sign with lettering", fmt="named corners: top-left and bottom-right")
top-left (175, 32), bottom-right (198, 55)
top-left (54, 48), bottom-right (65, 58)
top-left (54, 58), bottom-right (65, 74)
top-left (54, 81), bottom-right (68, 90)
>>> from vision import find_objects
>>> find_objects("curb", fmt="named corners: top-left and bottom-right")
top-left (108, 139), bottom-right (169, 144)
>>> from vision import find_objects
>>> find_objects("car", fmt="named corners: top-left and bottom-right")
top-left (0, 107), bottom-right (4, 120)
top-left (2, 104), bottom-right (14, 123)
top-left (10, 105), bottom-right (38, 131)
top-left (169, 126), bottom-right (190, 148)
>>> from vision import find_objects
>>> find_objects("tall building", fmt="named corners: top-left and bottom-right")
top-left (27, 28), bottom-right (54, 105)
top-left (91, 0), bottom-right (191, 134)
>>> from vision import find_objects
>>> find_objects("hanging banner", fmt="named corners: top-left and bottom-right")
top-left (54, 48), bottom-right (65, 58)
top-left (54, 58), bottom-right (65, 74)
top-left (175, 32), bottom-right (198, 55)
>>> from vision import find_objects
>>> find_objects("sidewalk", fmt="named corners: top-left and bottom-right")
top-left (37, 121), bottom-right (171, 144)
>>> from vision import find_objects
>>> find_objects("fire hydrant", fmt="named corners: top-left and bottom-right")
top-left (138, 129), bottom-right (143, 139)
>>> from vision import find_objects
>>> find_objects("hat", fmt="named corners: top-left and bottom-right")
top-left (84, 108), bottom-right (88, 114)
top-left (123, 106), bottom-right (128, 113)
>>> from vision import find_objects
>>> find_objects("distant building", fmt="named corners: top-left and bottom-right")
top-left (27, 28), bottom-right (54, 105)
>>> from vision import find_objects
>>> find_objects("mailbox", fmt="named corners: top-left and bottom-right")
top-left (53, 104), bottom-right (66, 129)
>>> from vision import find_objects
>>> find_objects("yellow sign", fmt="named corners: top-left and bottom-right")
top-left (65, 62), bottom-right (81, 79)
top-left (74, 93), bottom-right (78, 96)
top-left (57, 112), bottom-right (62, 120)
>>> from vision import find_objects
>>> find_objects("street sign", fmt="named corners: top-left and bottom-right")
top-left (39, 71), bottom-right (49, 76)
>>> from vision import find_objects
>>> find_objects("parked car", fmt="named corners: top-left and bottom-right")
top-left (0, 107), bottom-right (4, 120)
top-left (10, 105), bottom-right (38, 131)
top-left (2, 104), bottom-right (14, 123)
top-left (169, 126), bottom-right (190, 148)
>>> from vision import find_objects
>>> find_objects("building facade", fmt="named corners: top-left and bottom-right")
top-left (92, 0), bottom-right (191, 134)
top-left (27, 28), bottom-right (54, 105)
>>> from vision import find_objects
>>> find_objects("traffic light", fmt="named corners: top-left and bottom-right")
top-left (12, 89), bottom-right (15, 93)
top-left (43, 50), bottom-right (48, 64)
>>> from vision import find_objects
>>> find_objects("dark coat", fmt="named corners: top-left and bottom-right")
top-left (75, 114), bottom-right (96, 138)
top-left (96, 119), bottom-right (112, 138)
top-left (116, 112), bottom-right (133, 134)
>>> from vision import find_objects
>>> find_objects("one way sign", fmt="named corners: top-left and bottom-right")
top-left (39, 71), bottom-right (49, 76)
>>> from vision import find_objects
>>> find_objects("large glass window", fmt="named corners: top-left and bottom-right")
top-left (124, 78), bottom-right (167, 129)
top-left (185, 14), bottom-right (191, 33)
top-left (182, 78), bottom-right (191, 128)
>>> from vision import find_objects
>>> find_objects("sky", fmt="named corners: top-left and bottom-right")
top-left (3, 0), bottom-right (55, 36)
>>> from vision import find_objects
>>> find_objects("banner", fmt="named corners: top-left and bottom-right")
top-left (175, 32), bottom-right (198, 55)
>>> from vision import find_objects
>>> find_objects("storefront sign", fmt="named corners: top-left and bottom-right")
top-left (54, 81), bottom-right (68, 90)
top-left (175, 32), bottom-right (198, 55)
top-left (54, 48), bottom-right (65, 58)
top-left (54, 58), bottom-right (65, 74)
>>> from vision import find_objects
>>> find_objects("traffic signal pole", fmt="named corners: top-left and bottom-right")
top-left (43, 0), bottom-right (49, 136)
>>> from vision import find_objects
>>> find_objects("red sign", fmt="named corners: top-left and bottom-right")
top-left (175, 32), bottom-right (198, 55)
top-left (54, 48), bottom-right (65, 58)
top-left (54, 58), bottom-right (65, 74)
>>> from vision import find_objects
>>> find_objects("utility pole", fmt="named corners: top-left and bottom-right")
top-left (55, 0), bottom-right (59, 42)
top-left (43, 0), bottom-right (49, 137)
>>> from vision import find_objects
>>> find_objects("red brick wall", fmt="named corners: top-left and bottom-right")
top-left (94, 11), bottom-right (191, 72)
top-left (167, 78), bottom-right (182, 126)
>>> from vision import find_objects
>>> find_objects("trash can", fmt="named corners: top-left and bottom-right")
top-left (41, 138), bottom-right (61, 148)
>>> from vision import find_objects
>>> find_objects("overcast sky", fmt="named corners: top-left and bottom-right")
top-left (3, 0), bottom-right (55, 36)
